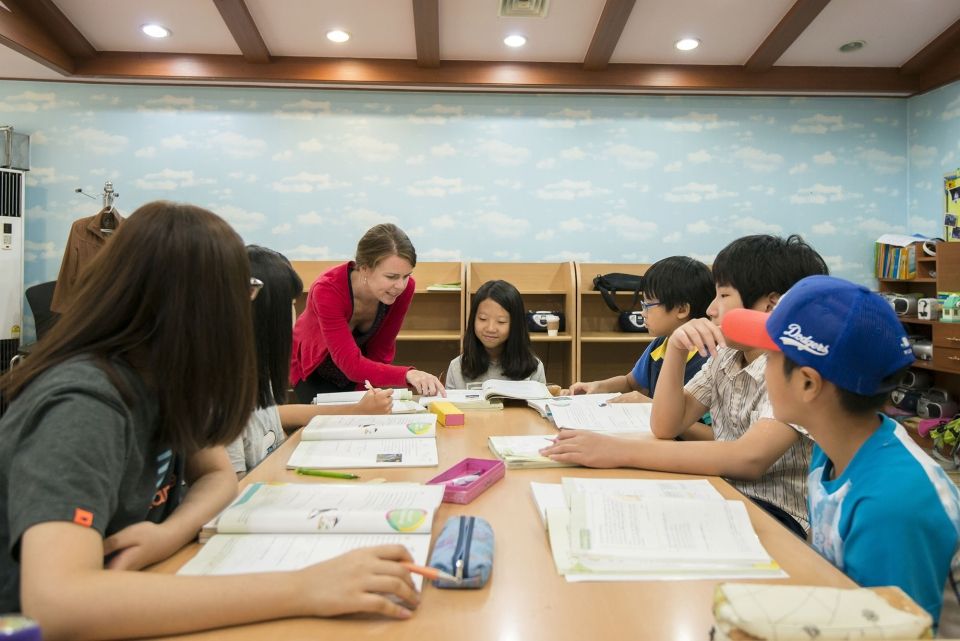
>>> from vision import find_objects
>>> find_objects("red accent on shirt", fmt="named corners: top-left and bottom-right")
top-left (73, 508), bottom-right (94, 528)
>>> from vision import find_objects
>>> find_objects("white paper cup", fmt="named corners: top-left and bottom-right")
top-left (546, 314), bottom-right (560, 336)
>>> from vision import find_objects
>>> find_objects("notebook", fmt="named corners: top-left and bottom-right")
top-left (476, 379), bottom-right (552, 401)
top-left (487, 435), bottom-right (574, 469)
top-left (286, 414), bottom-right (439, 469)
top-left (548, 402), bottom-right (653, 433)
top-left (525, 393), bottom-right (621, 419)
top-left (418, 389), bottom-right (504, 411)
top-left (182, 482), bottom-right (444, 587)
top-left (311, 390), bottom-right (424, 414)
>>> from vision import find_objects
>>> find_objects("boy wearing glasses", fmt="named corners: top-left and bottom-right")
top-left (566, 256), bottom-right (714, 398)
top-left (544, 235), bottom-right (828, 538)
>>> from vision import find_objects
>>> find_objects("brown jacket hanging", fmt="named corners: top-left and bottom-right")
top-left (50, 208), bottom-right (124, 313)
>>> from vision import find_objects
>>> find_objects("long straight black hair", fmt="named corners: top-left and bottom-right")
top-left (461, 279), bottom-right (538, 381)
top-left (248, 246), bottom-right (303, 409)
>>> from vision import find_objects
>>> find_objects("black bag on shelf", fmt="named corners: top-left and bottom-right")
top-left (593, 272), bottom-right (644, 313)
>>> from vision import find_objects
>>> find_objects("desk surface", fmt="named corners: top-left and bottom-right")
top-left (148, 406), bottom-right (853, 641)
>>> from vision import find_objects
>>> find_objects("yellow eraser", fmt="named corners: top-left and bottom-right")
top-left (428, 400), bottom-right (465, 427)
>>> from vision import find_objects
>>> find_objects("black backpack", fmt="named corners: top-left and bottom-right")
top-left (593, 272), bottom-right (645, 313)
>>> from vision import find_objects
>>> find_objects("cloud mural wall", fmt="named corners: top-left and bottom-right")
top-left (0, 79), bottom-right (942, 339)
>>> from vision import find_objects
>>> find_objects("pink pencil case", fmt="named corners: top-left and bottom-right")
top-left (426, 458), bottom-right (504, 504)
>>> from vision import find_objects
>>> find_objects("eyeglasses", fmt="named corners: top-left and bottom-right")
top-left (639, 300), bottom-right (662, 312)
top-left (250, 277), bottom-right (264, 301)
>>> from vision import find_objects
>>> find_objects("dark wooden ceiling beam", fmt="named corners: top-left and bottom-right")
top-left (7, 0), bottom-right (94, 59)
top-left (901, 17), bottom-right (960, 76)
top-left (74, 53), bottom-right (919, 95)
top-left (583, 0), bottom-right (636, 71)
top-left (412, 0), bottom-right (439, 68)
top-left (0, 0), bottom-right (74, 74)
top-left (212, 0), bottom-right (270, 64)
top-left (745, 0), bottom-right (831, 71)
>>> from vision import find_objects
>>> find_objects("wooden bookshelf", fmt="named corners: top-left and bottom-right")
top-left (291, 260), bottom-right (465, 381)
top-left (465, 262), bottom-right (576, 387)
top-left (575, 262), bottom-right (653, 384)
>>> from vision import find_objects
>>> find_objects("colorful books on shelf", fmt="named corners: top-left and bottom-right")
top-left (184, 482), bottom-right (443, 586)
top-left (875, 233), bottom-right (925, 280)
top-left (538, 478), bottom-right (783, 582)
top-left (286, 414), bottom-right (439, 469)
top-left (487, 435), bottom-right (573, 469)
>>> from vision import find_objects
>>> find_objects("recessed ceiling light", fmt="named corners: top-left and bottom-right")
top-left (504, 34), bottom-right (527, 48)
top-left (675, 38), bottom-right (700, 51)
top-left (326, 29), bottom-right (350, 43)
top-left (839, 40), bottom-right (865, 53)
top-left (141, 24), bottom-right (171, 39)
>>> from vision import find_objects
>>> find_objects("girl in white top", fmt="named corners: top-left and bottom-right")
top-left (446, 279), bottom-right (546, 389)
top-left (227, 246), bottom-right (392, 477)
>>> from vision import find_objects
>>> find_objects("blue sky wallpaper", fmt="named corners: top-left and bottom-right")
top-left (1, 78), bottom-right (953, 337)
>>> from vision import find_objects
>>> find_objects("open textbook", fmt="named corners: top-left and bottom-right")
top-left (540, 478), bottom-right (784, 581)
top-left (487, 435), bottom-right (574, 469)
top-left (419, 389), bottom-right (504, 411)
top-left (286, 414), bottom-right (439, 469)
top-left (311, 389), bottom-right (424, 414)
top-left (548, 401), bottom-right (653, 433)
top-left (182, 482), bottom-right (444, 587)
top-left (526, 393), bottom-right (620, 418)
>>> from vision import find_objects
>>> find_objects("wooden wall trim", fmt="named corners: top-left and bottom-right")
top-left (212, 0), bottom-right (271, 64)
top-left (583, 0), bottom-right (636, 71)
top-left (0, 1), bottom-right (74, 74)
top-left (412, 0), bottom-right (440, 69)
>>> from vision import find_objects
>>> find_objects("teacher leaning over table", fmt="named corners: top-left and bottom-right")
top-left (291, 223), bottom-right (445, 402)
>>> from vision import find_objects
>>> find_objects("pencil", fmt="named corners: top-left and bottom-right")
top-left (401, 562), bottom-right (462, 584)
top-left (294, 468), bottom-right (360, 479)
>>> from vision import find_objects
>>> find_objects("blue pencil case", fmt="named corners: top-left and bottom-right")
top-left (428, 515), bottom-right (494, 589)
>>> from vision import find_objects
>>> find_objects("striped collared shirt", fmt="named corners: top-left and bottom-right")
top-left (685, 346), bottom-right (811, 530)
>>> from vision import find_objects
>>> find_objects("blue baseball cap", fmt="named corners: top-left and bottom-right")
top-left (721, 275), bottom-right (914, 395)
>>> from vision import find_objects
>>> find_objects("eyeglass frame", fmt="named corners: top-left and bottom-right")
top-left (250, 277), bottom-right (264, 301)
top-left (639, 300), bottom-right (662, 312)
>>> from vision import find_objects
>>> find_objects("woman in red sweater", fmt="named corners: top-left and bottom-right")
top-left (291, 223), bottom-right (444, 402)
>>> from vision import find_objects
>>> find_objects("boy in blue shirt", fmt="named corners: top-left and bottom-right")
top-left (723, 275), bottom-right (960, 623)
top-left (567, 256), bottom-right (714, 398)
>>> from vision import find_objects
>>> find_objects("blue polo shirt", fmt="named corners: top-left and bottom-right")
top-left (630, 335), bottom-right (708, 395)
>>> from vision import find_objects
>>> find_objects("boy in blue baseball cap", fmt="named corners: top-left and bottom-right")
top-left (723, 274), bottom-right (960, 624)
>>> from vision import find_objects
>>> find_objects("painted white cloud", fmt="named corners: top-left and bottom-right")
top-left (545, 250), bottom-right (592, 261)
top-left (271, 223), bottom-right (292, 235)
top-left (605, 143), bottom-right (658, 169)
top-left (89, 94), bottom-right (120, 106)
top-left (272, 172), bottom-right (348, 193)
top-left (274, 99), bottom-right (331, 119)
top-left (942, 96), bottom-right (960, 120)
top-left (733, 146), bottom-right (783, 172)
top-left (873, 186), bottom-right (900, 197)
top-left (27, 166), bottom-right (78, 186)
top-left (789, 163), bottom-right (808, 175)
top-left (790, 114), bottom-right (862, 134)
top-left (474, 211), bottom-right (530, 238)
top-left (663, 231), bottom-right (682, 243)
top-left (493, 179), bottom-right (522, 190)
top-left (748, 185), bottom-right (775, 196)
top-left (297, 211), bottom-right (326, 225)
top-left (686, 221), bottom-right (712, 234)
top-left (429, 214), bottom-right (457, 229)
top-left (159, 134), bottom-right (190, 150)
top-left (535, 179), bottom-right (608, 200)
top-left (535, 230), bottom-right (556, 241)
top-left (811, 221), bottom-right (837, 235)
top-left (343, 207), bottom-right (399, 229)
top-left (813, 151), bottom-right (837, 165)
top-left (789, 184), bottom-right (861, 204)
top-left (345, 135), bottom-right (399, 162)
top-left (407, 176), bottom-right (472, 197)
top-left (421, 248), bottom-right (463, 260)
top-left (731, 216), bottom-right (781, 234)
top-left (134, 146), bottom-right (157, 158)
top-left (858, 148), bottom-right (906, 174)
top-left (298, 138), bottom-right (325, 152)
top-left (135, 169), bottom-right (215, 190)
top-left (560, 146), bottom-right (586, 160)
top-left (664, 112), bottom-right (737, 132)
top-left (24, 240), bottom-right (60, 262)
top-left (272, 150), bottom-right (293, 161)
top-left (664, 161), bottom-right (682, 172)
top-left (405, 154), bottom-right (426, 165)
top-left (408, 104), bottom-right (463, 124)
top-left (284, 245), bottom-right (333, 259)
top-left (663, 182), bottom-right (737, 203)
top-left (431, 143), bottom-right (457, 157)
top-left (536, 158), bottom-right (556, 170)
top-left (138, 95), bottom-right (210, 113)
top-left (478, 140), bottom-right (530, 166)
top-left (211, 131), bottom-right (266, 159)
top-left (687, 149), bottom-right (712, 164)
top-left (559, 218), bottom-right (585, 232)
top-left (0, 91), bottom-right (77, 112)
top-left (227, 171), bottom-right (258, 183)
top-left (214, 204), bottom-right (266, 232)
top-left (909, 144), bottom-right (937, 168)
top-left (603, 214), bottom-right (657, 240)
top-left (70, 128), bottom-right (128, 155)
top-left (856, 216), bottom-right (904, 233)
top-left (539, 108), bottom-right (593, 128)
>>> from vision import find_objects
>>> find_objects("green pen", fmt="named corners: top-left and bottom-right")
top-left (295, 468), bottom-right (360, 479)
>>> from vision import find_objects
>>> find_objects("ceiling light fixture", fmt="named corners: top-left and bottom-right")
top-left (141, 24), bottom-right (171, 39)
top-left (839, 40), bottom-right (865, 53)
top-left (326, 29), bottom-right (350, 43)
top-left (504, 34), bottom-right (527, 48)
top-left (675, 38), bottom-right (700, 51)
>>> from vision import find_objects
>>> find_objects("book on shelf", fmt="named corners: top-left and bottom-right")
top-left (184, 482), bottom-right (444, 586)
top-left (418, 389), bottom-right (504, 411)
top-left (286, 414), bottom-right (439, 469)
top-left (425, 281), bottom-right (462, 292)
top-left (312, 389), bottom-right (424, 414)
top-left (487, 435), bottom-right (574, 469)
top-left (544, 477), bottom-right (783, 581)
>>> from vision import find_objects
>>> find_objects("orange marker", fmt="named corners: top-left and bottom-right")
top-left (401, 562), bottom-right (462, 584)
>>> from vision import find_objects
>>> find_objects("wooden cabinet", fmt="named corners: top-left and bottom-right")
top-left (291, 260), bottom-right (465, 381)
top-left (465, 262), bottom-right (576, 387)
top-left (575, 262), bottom-right (654, 384)
top-left (879, 242), bottom-right (960, 397)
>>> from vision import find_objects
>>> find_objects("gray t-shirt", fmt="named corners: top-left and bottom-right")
top-left (0, 357), bottom-right (171, 611)
top-left (226, 405), bottom-right (285, 475)
top-left (445, 355), bottom-right (546, 390)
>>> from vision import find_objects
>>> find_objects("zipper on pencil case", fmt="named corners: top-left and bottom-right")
top-left (451, 515), bottom-right (475, 581)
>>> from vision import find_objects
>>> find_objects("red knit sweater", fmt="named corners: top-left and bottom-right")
top-left (290, 261), bottom-right (415, 389)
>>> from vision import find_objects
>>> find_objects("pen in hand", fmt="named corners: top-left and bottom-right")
top-left (401, 562), bottom-right (462, 584)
